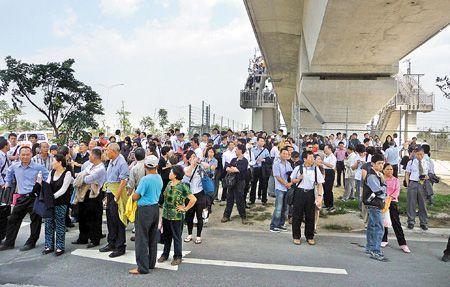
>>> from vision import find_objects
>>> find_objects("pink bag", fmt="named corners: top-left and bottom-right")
top-left (12, 194), bottom-right (21, 206)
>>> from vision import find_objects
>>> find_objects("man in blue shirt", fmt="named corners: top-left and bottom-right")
top-left (0, 146), bottom-right (49, 251)
top-left (99, 143), bottom-right (129, 258)
top-left (269, 148), bottom-right (293, 232)
top-left (129, 155), bottom-right (163, 275)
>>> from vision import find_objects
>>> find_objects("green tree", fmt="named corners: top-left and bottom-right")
top-left (117, 100), bottom-right (132, 135)
top-left (157, 108), bottom-right (169, 130)
top-left (436, 76), bottom-right (450, 99)
top-left (37, 119), bottom-right (53, 130)
top-left (17, 119), bottom-right (37, 131)
top-left (0, 56), bottom-right (103, 137)
top-left (0, 99), bottom-right (22, 131)
top-left (168, 119), bottom-right (184, 131)
top-left (140, 116), bottom-right (156, 133)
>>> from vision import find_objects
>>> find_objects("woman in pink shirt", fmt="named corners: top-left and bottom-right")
top-left (381, 163), bottom-right (411, 253)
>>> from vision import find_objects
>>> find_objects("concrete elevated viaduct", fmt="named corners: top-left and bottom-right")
top-left (243, 0), bottom-right (450, 133)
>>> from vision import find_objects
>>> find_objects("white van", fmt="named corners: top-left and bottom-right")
top-left (17, 131), bottom-right (50, 145)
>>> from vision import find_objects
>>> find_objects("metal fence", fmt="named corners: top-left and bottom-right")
top-left (188, 101), bottom-right (249, 136)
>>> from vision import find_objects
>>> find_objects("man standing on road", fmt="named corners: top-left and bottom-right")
top-left (129, 155), bottom-right (162, 275)
top-left (322, 144), bottom-right (337, 211)
top-left (363, 153), bottom-right (388, 262)
top-left (31, 142), bottom-right (53, 172)
top-left (404, 146), bottom-right (429, 230)
top-left (0, 137), bottom-right (11, 244)
top-left (0, 146), bottom-right (49, 251)
top-left (100, 143), bottom-right (129, 258)
top-left (7, 133), bottom-right (20, 163)
top-left (269, 148), bottom-right (293, 233)
top-left (334, 142), bottom-right (346, 187)
top-left (384, 141), bottom-right (402, 177)
top-left (249, 137), bottom-right (270, 205)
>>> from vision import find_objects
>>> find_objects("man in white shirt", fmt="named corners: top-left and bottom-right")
top-left (211, 128), bottom-right (221, 146)
top-left (199, 133), bottom-right (209, 152)
top-left (190, 138), bottom-right (204, 160)
top-left (290, 150), bottom-right (325, 245)
top-left (172, 133), bottom-right (186, 154)
top-left (322, 144), bottom-right (337, 211)
top-left (405, 146), bottom-right (429, 230)
top-left (7, 133), bottom-right (20, 163)
top-left (220, 141), bottom-right (236, 203)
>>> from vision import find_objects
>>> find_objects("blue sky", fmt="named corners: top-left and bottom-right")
top-left (0, 0), bottom-right (449, 132)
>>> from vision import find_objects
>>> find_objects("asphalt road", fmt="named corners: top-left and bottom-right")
top-left (0, 220), bottom-right (449, 287)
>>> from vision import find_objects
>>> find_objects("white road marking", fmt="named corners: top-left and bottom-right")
top-left (71, 249), bottom-right (347, 275)
top-left (71, 249), bottom-right (191, 271)
top-left (183, 258), bottom-right (348, 275)
top-left (20, 222), bottom-right (30, 228)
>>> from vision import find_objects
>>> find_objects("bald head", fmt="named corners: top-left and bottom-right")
top-left (106, 142), bottom-right (120, 160)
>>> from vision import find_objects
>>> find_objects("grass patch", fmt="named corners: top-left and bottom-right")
top-left (327, 207), bottom-right (348, 215)
top-left (323, 224), bottom-right (352, 232)
top-left (335, 199), bottom-right (359, 211)
top-left (398, 189), bottom-right (450, 215)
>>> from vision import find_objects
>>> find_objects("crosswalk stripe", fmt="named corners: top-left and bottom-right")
top-left (71, 249), bottom-right (191, 271)
top-left (183, 258), bottom-right (348, 275)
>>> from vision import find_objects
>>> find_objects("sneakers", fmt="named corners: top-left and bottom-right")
top-left (327, 207), bottom-right (336, 212)
top-left (407, 223), bottom-right (414, 230)
top-left (278, 226), bottom-right (288, 232)
top-left (269, 228), bottom-right (280, 233)
top-left (420, 225), bottom-right (428, 231)
top-left (202, 209), bottom-right (208, 219)
top-left (381, 241), bottom-right (388, 248)
top-left (400, 245), bottom-right (411, 253)
top-left (370, 252), bottom-right (388, 262)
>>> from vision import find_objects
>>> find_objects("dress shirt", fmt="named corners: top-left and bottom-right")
top-left (323, 153), bottom-right (337, 170)
top-left (106, 154), bottom-right (129, 192)
top-left (0, 150), bottom-right (10, 185)
top-left (273, 159), bottom-right (293, 191)
top-left (84, 162), bottom-right (107, 188)
top-left (334, 148), bottom-right (346, 161)
top-left (32, 153), bottom-right (54, 172)
top-left (291, 165), bottom-right (325, 190)
top-left (384, 146), bottom-right (402, 165)
top-left (127, 160), bottom-right (146, 191)
top-left (406, 158), bottom-right (429, 181)
top-left (5, 161), bottom-right (49, 194)
top-left (222, 148), bottom-right (237, 169)
top-left (251, 146), bottom-right (270, 167)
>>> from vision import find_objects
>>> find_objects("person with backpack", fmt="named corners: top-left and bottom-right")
top-left (290, 151), bottom-right (325, 245)
top-left (363, 153), bottom-right (388, 262)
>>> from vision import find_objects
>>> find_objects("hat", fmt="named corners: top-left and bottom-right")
top-left (50, 145), bottom-right (58, 151)
top-left (144, 155), bottom-right (159, 168)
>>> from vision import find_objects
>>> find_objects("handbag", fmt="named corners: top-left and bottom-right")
top-left (286, 165), bottom-right (303, 206)
top-left (0, 186), bottom-right (14, 206)
top-left (223, 173), bottom-right (237, 189)
top-left (201, 175), bottom-right (215, 196)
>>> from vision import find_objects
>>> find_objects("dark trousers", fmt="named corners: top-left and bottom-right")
top-left (214, 169), bottom-right (222, 200)
top-left (336, 161), bottom-right (345, 186)
top-left (159, 179), bottom-right (170, 206)
top-left (162, 218), bottom-right (183, 259)
top-left (106, 193), bottom-right (126, 252)
top-left (135, 204), bottom-right (159, 274)
top-left (224, 180), bottom-right (246, 219)
top-left (0, 205), bottom-right (11, 242)
top-left (292, 189), bottom-right (315, 240)
top-left (186, 191), bottom-right (205, 237)
top-left (323, 169), bottom-right (335, 208)
top-left (250, 167), bottom-right (268, 204)
top-left (77, 191), bottom-right (104, 244)
top-left (243, 170), bottom-right (251, 202)
top-left (382, 201), bottom-right (406, 246)
top-left (3, 196), bottom-right (42, 247)
top-left (444, 236), bottom-right (450, 256)
top-left (392, 164), bottom-right (399, 178)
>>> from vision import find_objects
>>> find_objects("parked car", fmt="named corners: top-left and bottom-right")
top-left (17, 131), bottom-right (50, 145)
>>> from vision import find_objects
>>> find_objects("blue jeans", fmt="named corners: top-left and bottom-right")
top-left (355, 180), bottom-right (362, 210)
top-left (366, 207), bottom-right (383, 255)
top-left (270, 189), bottom-right (288, 229)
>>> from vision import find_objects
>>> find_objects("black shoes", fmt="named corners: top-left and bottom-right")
top-left (19, 244), bottom-right (35, 252)
top-left (420, 225), bottom-right (428, 231)
top-left (55, 250), bottom-right (65, 256)
top-left (130, 236), bottom-right (135, 242)
top-left (99, 245), bottom-right (115, 253)
top-left (407, 224), bottom-right (414, 230)
top-left (442, 253), bottom-right (450, 262)
top-left (0, 244), bottom-right (14, 251)
top-left (72, 240), bottom-right (88, 245)
top-left (87, 242), bottom-right (99, 249)
top-left (109, 250), bottom-right (125, 258)
top-left (42, 248), bottom-right (54, 255)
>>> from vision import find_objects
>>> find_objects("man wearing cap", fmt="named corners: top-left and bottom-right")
top-left (129, 155), bottom-right (163, 275)
top-left (49, 145), bottom-right (58, 156)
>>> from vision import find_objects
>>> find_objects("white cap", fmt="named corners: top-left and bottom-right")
top-left (144, 155), bottom-right (159, 168)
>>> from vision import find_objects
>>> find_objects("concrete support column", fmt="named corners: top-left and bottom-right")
top-left (404, 111), bottom-right (418, 140)
top-left (252, 108), bottom-right (278, 132)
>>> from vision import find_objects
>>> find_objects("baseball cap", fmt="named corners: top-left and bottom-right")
top-left (144, 155), bottom-right (159, 168)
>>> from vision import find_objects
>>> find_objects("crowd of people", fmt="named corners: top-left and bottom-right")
top-left (0, 127), bottom-right (449, 274)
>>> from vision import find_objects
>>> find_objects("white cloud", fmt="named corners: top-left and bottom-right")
top-left (99, 0), bottom-right (142, 18)
top-left (24, 0), bottom-right (256, 130)
top-left (52, 8), bottom-right (77, 37)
